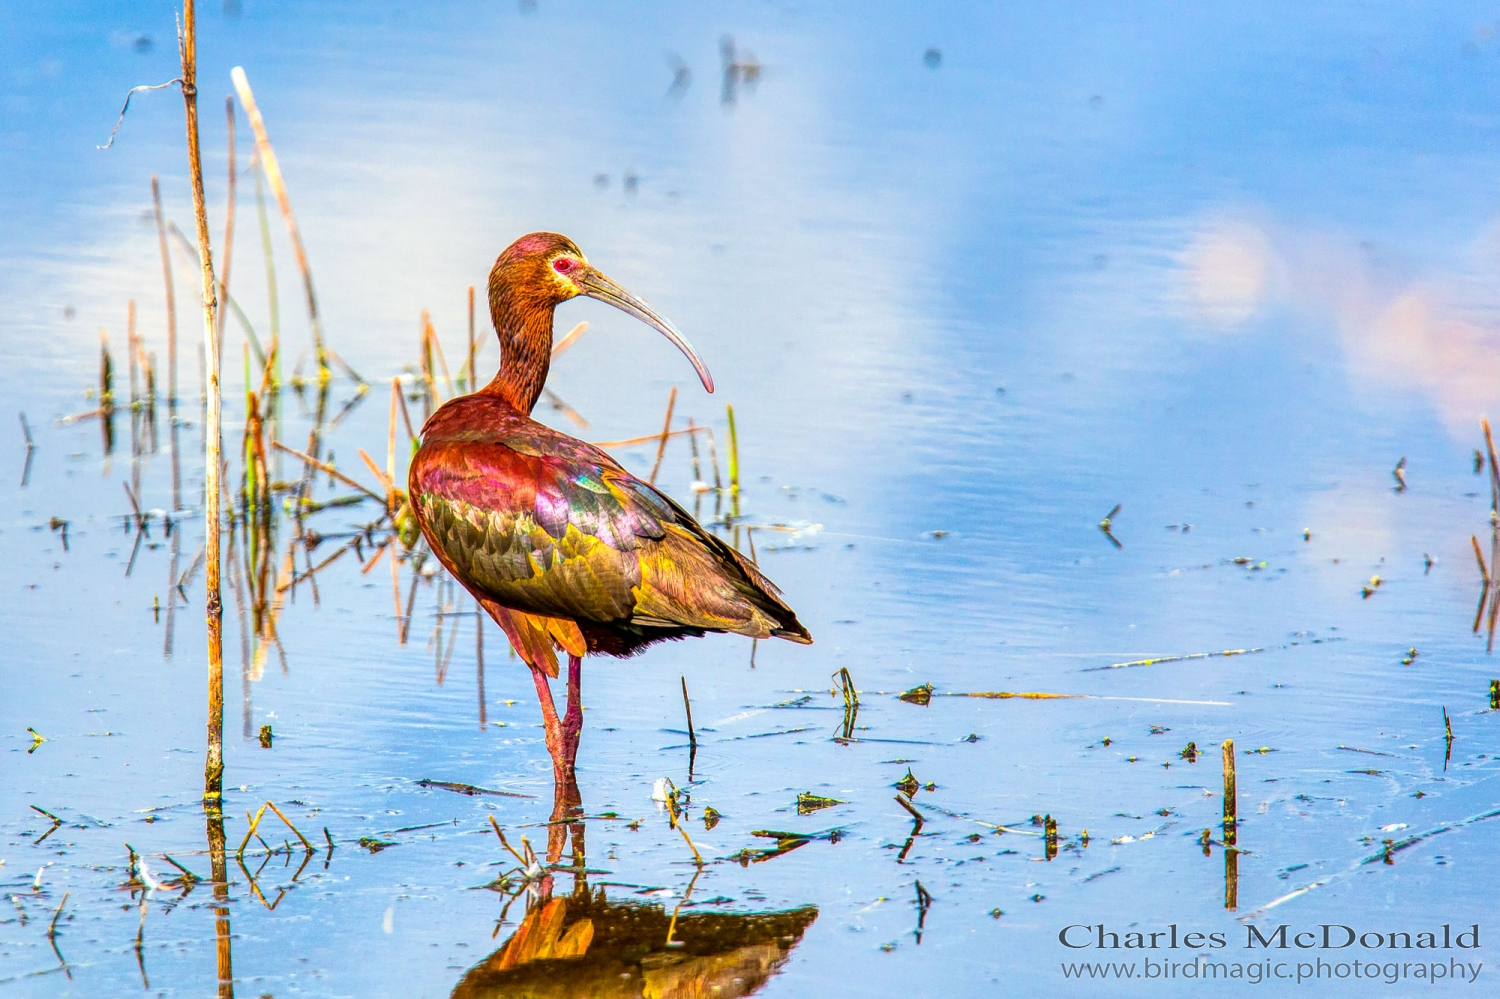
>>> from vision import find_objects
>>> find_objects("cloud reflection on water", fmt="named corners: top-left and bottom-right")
top-left (1179, 212), bottom-right (1500, 430)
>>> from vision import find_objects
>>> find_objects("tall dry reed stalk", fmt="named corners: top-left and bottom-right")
top-left (230, 66), bottom-right (328, 379)
top-left (177, 0), bottom-right (223, 807)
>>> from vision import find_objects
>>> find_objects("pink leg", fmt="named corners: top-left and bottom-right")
top-left (529, 664), bottom-right (566, 773)
top-left (529, 656), bottom-right (584, 784)
top-left (561, 655), bottom-right (583, 774)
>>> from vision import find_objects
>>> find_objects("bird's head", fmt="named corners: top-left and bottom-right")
top-left (492, 231), bottom-right (714, 393)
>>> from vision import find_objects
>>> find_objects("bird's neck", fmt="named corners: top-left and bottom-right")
top-left (484, 279), bottom-right (554, 414)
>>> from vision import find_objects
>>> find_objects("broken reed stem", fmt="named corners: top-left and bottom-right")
top-left (488, 815), bottom-right (528, 866)
top-left (181, 0), bottom-right (224, 807)
top-left (835, 666), bottom-right (859, 710)
top-left (1222, 739), bottom-right (1237, 847)
top-left (264, 800), bottom-right (314, 852)
top-left (648, 386), bottom-right (677, 485)
top-left (161, 854), bottom-right (199, 881)
top-left (152, 175), bottom-right (178, 404)
top-left (127, 301), bottom-right (140, 422)
top-left (664, 867), bottom-right (702, 947)
top-left (419, 311), bottom-right (436, 421)
top-left (894, 794), bottom-right (925, 832)
top-left (1484, 419), bottom-right (1500, 516)
top-left (216, 95), bottom-right (235, 355)
top-left (251, 144), bottom-right (281, 389)
top-left (681, 675), bottom-right (697, 749)
top-left (466, 285), bottom-right (476, 391)
top-left (388, 377), bottom-right (399, 487)
top-left (46, 891), bottom-right (68, 941)
top-left (99, 328), bottom-right (115, 455)
top-left (591, 426), bottom-right (705, 449)
top-left (687, 418), bottom-right (703, 482)
top-left (269, 441), bottom-right (385, 504)
top-left (395, 376), bottom-right (417, 446)
top-left (358, 448), bottom-right (394, 511)
top-left (551, 320), bottom-right (590, 360)
top-left (676, 821), bottom-right (704, 866)
top-left (726, 404), bottom-right (740, 516)
top-left (230, 66), bottom-right (327, 377)
top-left (428, 316), bottom-right (455, 399)
top-left (99, 329), bottom-right (115, 414)
top-left (705, 427), bottom-right (723, 493)
top-left (236, 803), bottom-right (269, 854)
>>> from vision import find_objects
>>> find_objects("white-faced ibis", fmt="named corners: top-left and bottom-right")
top-left (411, 233), bottom-right (811, 786)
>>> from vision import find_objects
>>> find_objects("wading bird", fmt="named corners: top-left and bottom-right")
top-left (410, 233), bottom-right (811, 786)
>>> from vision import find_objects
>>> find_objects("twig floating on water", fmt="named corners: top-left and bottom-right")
top-left (417, 778), bottom-right (532, 799)
top-left (941, 690), bottom-right (1082, 700)
top-left (1099, 503), bottom-right (1123, 548)
top-left (1337, 745), bottom-right (1401, 758)
top-left (797, 792), bottom-right (845, 815)
top-left (1243, 804), bottom-right (1500, 918)
top-left (899, 683), bottom-right (933, 705)
top-left (1084, 647), bottom-right (1265, 672)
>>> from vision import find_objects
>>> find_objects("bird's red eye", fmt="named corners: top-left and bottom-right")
top-left (553, 258), bottom-right (577, 275)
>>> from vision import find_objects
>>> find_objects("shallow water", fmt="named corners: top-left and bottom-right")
top-left (5, 2), bottom-right (1500, 996)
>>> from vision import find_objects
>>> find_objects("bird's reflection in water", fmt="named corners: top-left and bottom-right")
top-left (452, 893), bottom-right (817, 999)
top-left (454, 776), bottom-right (817, 999)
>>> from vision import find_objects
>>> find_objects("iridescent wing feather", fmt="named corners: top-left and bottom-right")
top-left (411, 398), bottom-right (810, 659)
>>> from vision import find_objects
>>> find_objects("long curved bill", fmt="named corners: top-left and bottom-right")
top-left (578, 268), bottom-right (715, 393)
